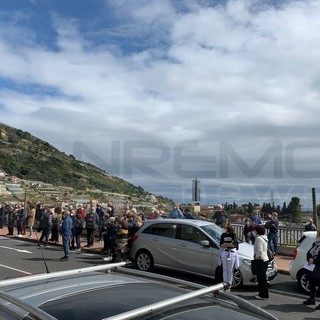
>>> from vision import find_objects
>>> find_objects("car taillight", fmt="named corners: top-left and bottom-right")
top-left (292, 248), bottom-right (297, 260)
top-left (130, 234), bottom-right (139, 242)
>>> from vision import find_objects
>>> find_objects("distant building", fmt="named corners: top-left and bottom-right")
top-left (8, 176), bottom-right (20, 184)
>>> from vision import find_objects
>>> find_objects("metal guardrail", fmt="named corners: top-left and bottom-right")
top-left (232, 224), bottom-right (305, 247)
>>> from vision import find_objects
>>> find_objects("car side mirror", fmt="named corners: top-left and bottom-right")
top-left (200, 240), bottom-right (210, 247)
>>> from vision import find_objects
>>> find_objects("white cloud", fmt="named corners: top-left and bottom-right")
top-left (0, 0), bottom-right (320, 206)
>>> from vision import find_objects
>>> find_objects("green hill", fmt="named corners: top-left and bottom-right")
top-left (0, 123), bottom-right (164, 201)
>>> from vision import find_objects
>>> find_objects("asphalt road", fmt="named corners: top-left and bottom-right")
top-left (0, 236), bottom-right (319, 320)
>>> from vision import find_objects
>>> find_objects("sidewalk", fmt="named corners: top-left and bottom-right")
top-left (0, 227), bottom-right (292, 274)
top-left (0, 227), bottom-right (105, 254)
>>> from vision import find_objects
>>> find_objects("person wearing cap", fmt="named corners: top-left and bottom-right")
top-left (264, 212), bottom-right (279, 256)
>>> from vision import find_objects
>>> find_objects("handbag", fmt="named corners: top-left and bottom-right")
top-left (251, 259), bottom-right (265, 276)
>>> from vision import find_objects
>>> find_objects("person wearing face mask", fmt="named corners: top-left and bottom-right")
top-left (303, 230), bottom-right (320, 309)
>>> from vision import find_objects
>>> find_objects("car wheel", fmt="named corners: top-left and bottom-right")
top-left (232, 269), bottom-right (243, 288)
top-left (214, 266), bottom-right (243, 288)
top-left (136, 250), bottom-right (154, 272)
top-left (297, 269), bottom-right (310, 293)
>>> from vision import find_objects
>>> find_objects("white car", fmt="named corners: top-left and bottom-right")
top-left (129, 219), bottom-right (277, 288)
top-left (289, 231), bottom-right (317, 293)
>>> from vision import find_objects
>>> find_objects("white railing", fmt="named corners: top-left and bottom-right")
top-left (232, 224), bottom-right (304, 247)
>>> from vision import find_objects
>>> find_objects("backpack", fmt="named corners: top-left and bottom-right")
top-left (74, 218), bottom-right (84, 230)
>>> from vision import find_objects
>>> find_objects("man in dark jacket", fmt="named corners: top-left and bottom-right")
top-left (84, 206), bottom-right (99, 247)
top-left (38, 207), bottom-right (52, 246)
top-left (265, 212), bottom-right (279, 255)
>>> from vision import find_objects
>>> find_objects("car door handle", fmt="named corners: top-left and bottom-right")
top-left (152, 238), bottom-right (158, 241)
top-left (179, 243), bottom-right (187, 247)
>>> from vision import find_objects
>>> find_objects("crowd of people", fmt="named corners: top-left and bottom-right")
top-left (2, 201), bottom-right (319, 308)
top-left (0, 202), bottom-right (199, 262)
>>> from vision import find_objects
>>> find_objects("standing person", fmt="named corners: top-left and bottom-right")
top-left (26, 203), bottom-right (36, 238)
top-left (76, 204), bottom-right (85, 219)
top-left (169, 204), bottom-right (184, 219)
top-left (101, 213), bottom-right (111, 253)
top-left (96, 204), bottom-right (106, 242)
top-left (106, 217), bottom-right (119, 262)
top-left (69, 209), bottom-right (77, 250)
top-left (253, 224), bottom-right (269, 300)
top-left (184, 208), bottom-right (195, 219)
top-left (6, 205), bottom-right (16, 235)
top-left (213, 205), bottom-right (229, 228)
top-left (219, 224), bottom-right (239, 292)
top-left (243, 218), bottom-right (254, 244)
top-left (303, 230), bottom-right (320, 309)
top-left (49, 211), bottom-right (60, 244)
top-left (107, 201), bottom-right (115, 217)
top-left (73, 210), bottom-right (84, 253)
top-left (128, 215), bottom-right (143, 238)
top-left (35, 203), bottom-right (44, 223)
top-left (249, 211), bottom-right (262, 226)
top-left (16, 205), bottom-right (25, 237)
top-left (0, 203), bottom-right (4, 229)
top-left (84, 206), bottom-right (99, 247)
top-left (265, 212), bottom-right (279, 255)
top-left (60, 210), bottom-right (73, 261)
top-left (38, 207), bottom-right (52, 246)
top-left (305, 217), bottom-right (317, 231)
top-left (115, 219), bottom-right (129, 262)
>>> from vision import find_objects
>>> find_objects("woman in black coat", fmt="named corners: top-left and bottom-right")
top-left (303, 230), bottom-right (320, 310)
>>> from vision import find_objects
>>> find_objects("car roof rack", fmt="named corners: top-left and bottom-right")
top-left (103, 281), bottom-right (277, 320)
top-left (0, 262), bottom-right (127, 287)
top-left (0, 265), bottom-right (278, 320)
top-left (0, 290), bottom-right (58, 320)
top-left (104, 282), bottom-right (225, 320)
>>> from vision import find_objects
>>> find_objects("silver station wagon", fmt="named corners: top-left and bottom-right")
top-left (0, 263), bottom-right (278, 320)
top-left (129, 219), bottom-right (277, 287)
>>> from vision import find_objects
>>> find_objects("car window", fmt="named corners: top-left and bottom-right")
top-left (179, 225), bottom-right (207, 244)
top-left (200, 224), bottom-right (223, 243)
top-left (142, 223), bottom-right (177, 238)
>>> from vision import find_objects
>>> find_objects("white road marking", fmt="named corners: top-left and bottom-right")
top-left (0, 263), bottom-right (32, 274)
top-left (0, 246), bottom-right (33, 254)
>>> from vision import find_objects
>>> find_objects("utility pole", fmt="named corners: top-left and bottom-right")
top-left (312, 188), bottom-right (318, 228)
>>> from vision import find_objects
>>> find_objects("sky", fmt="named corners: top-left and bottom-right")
top-left (1, 0), bottom-right (320, 209)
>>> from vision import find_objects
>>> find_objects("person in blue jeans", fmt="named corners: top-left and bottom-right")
top-left (60, 210), bottom-right (73, 261)
top-left (265, 212), bottom-right (279, 255)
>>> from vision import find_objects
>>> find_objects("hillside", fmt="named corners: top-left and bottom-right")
top-left (0, 123), bottom-right (167, 203)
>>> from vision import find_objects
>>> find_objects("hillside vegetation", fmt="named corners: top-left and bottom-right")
top-left (0, 123), bottom-right (156, 198)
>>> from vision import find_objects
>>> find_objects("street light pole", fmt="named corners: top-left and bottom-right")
top-left (312, 188), bottom-right (318, 228)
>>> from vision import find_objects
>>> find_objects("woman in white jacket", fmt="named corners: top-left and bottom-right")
top-left (253, 224), bottom-right (269, 300)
